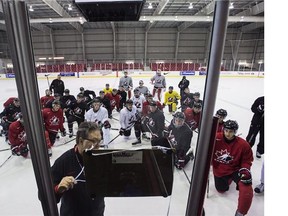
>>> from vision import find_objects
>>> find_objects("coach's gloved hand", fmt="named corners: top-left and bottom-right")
top-left (61, 129), bottom-right (67, 137)
top-left (238, 168), bottom-right (252, 184)
top-left (103, 120), bottom-right (111, 129)
top-left (119, 128), bottom-right (125, 136)
top-left (57, 176), bottom-right (76, 193)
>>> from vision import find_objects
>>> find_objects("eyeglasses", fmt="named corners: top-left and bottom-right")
top-left (84, 138), bottom-right (101, 145)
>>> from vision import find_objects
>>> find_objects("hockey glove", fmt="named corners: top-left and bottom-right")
top-left (11, 146), bottom-right (21, 156)
top-left (119, 128), bottom-right (125, 136)
top-left (103, 120), bottom-right (111, 129)
top-left (20, 146), bottom-right (29, 157)
top-left (1, 116), bottom-right (8, 124)
top-left (57, 176), bottom-right (76, 193)
top-left (238, 168), bottom-right (252, 185)
top-left (61, 129), bottom-right (67, 137)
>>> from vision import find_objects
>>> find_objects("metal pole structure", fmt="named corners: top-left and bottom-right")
top-left (185, 1), bottom-right (229, 216)
top-left (2, 1), bottom-right (58, 216)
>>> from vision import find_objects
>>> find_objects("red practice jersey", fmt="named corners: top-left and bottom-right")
top-left (184, 107), bottom-right (201, 130)
top-left (42, 108), bottom-right (64, 133)
top-left (8, 120), bottom-right (26, 147)
top-left (212, 132), bottom-right (253, 177)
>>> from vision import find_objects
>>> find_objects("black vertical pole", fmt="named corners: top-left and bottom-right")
top-left (2, 1), bottom-right (58, 215)
top-left (185, 0), bottom-right (229, 215)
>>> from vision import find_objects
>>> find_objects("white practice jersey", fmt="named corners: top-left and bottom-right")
top-left (134, 86), bottom-right (149, 95)
top-left (119, 76), bottom-right (133, 91)
top-left (85, 107), bottom-right (108, 123)
top-left (151, 74), bottom-right (166, 88)
top-left (120, 105), bottom-right (138, 130)
top-left (132, 95), bottom-right (145, 113)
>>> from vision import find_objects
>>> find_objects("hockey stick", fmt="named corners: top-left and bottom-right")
top-left (110, 127), bottom-right (119, 131)
top-left (55, 137), bottom-right (76, 147)
top-left (182, 168), bottom-right (191, 184)
top-left (45, 74), bottom-right (50, 87)
top-left (207, 173), bottom-right (210, 198)
top-left (0, 148), bottom-right (10, 152)
top-left (99, 134), bottom-right (120, 147)
top-left (112, 117), bottom-right (119, 121)
top-left (0, 154), bottom-right (12, 168)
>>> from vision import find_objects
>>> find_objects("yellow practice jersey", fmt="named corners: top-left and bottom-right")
top-left (103, 88), bottom-right (113, 94)
top-left (164, 91), bottom-right (181, 105)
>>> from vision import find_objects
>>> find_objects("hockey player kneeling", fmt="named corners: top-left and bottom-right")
top-left (153, 112), bottom-right (193, 169)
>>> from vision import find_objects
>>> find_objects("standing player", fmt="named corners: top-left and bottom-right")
top-left (178, 76), bottom-right (190, 98)
top-left (131, 89), bottom-right (145, 114)
top-left (246, 96), bottom-right (264, 158)
top-left (85, 98), bottom-right (111, 147)
top-left (215, 109), bottom-right (228, 132)
top-left (66, 94), bottom-right (89, 138)
top-left (49, 74), bottom-right (65, 96)
top-left (150, 69), bottom-right (166, 101)
top-left (42, 100), bottom-right (66, 148)
top-left (134, 80), bottom-right (149, 95)
top-left (119, 99), bottom-right (141, 145)
top-left (163, 86), bottom-right (181, 114)
top-left (212, 120), bottom-right (253, 216)
top-left (119, 71), bottom-right (133, 99)
top-left (117, 86), bottom-right (127, 110)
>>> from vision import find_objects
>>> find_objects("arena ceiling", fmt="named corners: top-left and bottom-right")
top-left (0, 0), bottom-right (264, 33)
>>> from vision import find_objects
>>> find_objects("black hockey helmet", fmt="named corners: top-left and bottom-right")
top-left (168, 86), bottom-right (173, 89)
top-left (112, 88), bottom-right (118, 93)
top-left (194, 92), bottom-right (200, 97)
top-left (126, 99), bottom-right (133, 105)
top-left (77, 93), bottom-right (84, 98)
top-left (173, 112), bottom-right (185, 120)
top-left (99, 90), bottom-right (104, 94)
top-left (224, 120), bottom-right (239, 131)
top-left (193, 102), bottom-right (202, 109)
top-left (80, 87), bottom-right (84, 91)
top-left (133, 89), bottom-right (140, 94)
top-left (64, 89), bottom-right (70, 94)
top-left (149, 100), bottom-right (157, 106)
top-left (216, 109), bottom-right (227, 117)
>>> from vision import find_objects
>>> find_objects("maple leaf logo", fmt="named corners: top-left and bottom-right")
top-left (215, 149), bottom-right (233, 164)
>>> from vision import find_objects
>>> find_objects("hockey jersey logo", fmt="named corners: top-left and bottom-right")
top-left (148, 117), bottom-right (155, 127)
top-left (110, 99), bottom-right (116, 107)
top-left (74, 107), bottom-right (82, 115)
top-left (168, 134), bottom-right (177, 147)
top-left (49, 116), bottom-right (60, 125)
top-left (66, 100), bottom-right (71, 105)
top-left (183, 97), bottom-right (192, 105)
top-left (156, 79), bottom-right (162, 84)
top-left (134, 102), bottom-right (141, 109)
top-left (18, 131), bottom-right (27, 142)
top-left (168, 97), bottom-right (174, 102)
top-left (215, 149), bottom-right (233, 164)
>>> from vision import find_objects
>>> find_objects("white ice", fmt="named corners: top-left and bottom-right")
top-left (0, 75), bottom-right (264, 216)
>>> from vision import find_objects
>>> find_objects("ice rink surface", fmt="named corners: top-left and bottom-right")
top-left (0, 75), bottom-right (264, 216)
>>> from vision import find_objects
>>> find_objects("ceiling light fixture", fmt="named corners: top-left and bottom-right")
top-left (29, 5), bottom-right (34, 12)
top-left (229, 3), bottom-right (234, 9)
top-left (188, 3), bottom-right (193, 9)
top-left (49, 18), bottom-right (53, 23)
top-left (148, 3), bottom-right (153, 9)
top-left (68, 4), bottom-right (72, 11)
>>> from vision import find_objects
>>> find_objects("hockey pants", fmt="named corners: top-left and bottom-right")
top-left (214, 172), bottom-right (253, 215)
top-left (168, 103), bottom-right (177, 112)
